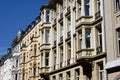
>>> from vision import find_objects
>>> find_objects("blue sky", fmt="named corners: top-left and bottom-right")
top-left (0, 0), bottom-right (49, 56)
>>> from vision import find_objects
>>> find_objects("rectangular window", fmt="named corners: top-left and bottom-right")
top-left (96, 26), bottom-right (102, 53)
top-left (15, 74), bottom-right (18, 80)
top-left (46, 10), bottom-right (50, 22)
top-left (54, 50), bottom-right (57, 70)
top-left (34, 44), bottom-right (37, 56)
top-left (45, 30), bottom-right (50, 43)
top-left (67, 72), bottom-right (71, 80)
top-left (115, 0), bottom-right (120, 12)
top-left (59, 74), bottom-right (63, 80)
top-left (79, 30), bottom-right (82, 49)
top-left (67, 0), bottom-right (71, 7)
top-left (75, 69), bottom-right (80, 80)
top-left (60, 23), bottom-right (63, 36)
top-left (85, 0), bottom-right (90, 16)
top-left (67, 17), bottom-right (71, 32)
top-left (98, 62), bottom-right (104, 80)
top-left (45, 52), bottom-right (49, 66)
top-left (53, 76), bottom-right (56, 80)
top-left (97, 0), bottom-right (100, 12)
top-left (54, 50), bottom-right (57, 65)
top-left (117, 29), bottom-right (120, 55)
top-left (85, 28), bottom-right (91, 48)
top-left (60, 47), bottom-right (64, 68)
top-left (67, 42), bottom-right (71, 65)
top-left (77, 1), bottom-right (81, 17)
top-left (54, 27), bottom-right (57, 41)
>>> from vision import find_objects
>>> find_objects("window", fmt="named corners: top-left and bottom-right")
top-left (79, 30), bottom-right (82, 49)
top-left (45, 30), bottom-right (50, 43)
top-left (60, 2), bottom-right (64, 13)
top-left (15, 74), bottom-right (17, 80)
top-left (60, 23), bottom-right (63, 36)
top-left (54, 27), bottom-right (57, 41)
top-left (60, 47), bottom-right (64, 67)
top-left (97, 0), bottom-right (100, 12)
top-left (46, 10), bottom-right (50, 22)
top-left (67, 42), bottom-right (71, 65)
top-left (67, 72), bottom-right (71, 80)
top-left (53, 76), bottom-right (56, 80)
top-left (16, 59), bottom-right (18, 67)
top-left (115, 0), bottom-right (120, 12)
top-left (33, 64), bottom-right (36, 76)
top-left (67, 0), bottom-right (71, 7)
top-left (98, 62), bottom-right (104, 80)
top-left (45, 52), bottom-right (49, 66)
top-left (85, 0), bottom-right (90, 16)
top-left (67, 17), bottom-right (71, 32)
top-left (59, 74), bottom-right (63, 80)
top-left (96, 26), bottom-right (102, 53)
top-left (85, 28), bottom-right (91, 48)
top-left (54, 50), bottom-right (57, 65)
top-left (34, 44), bottom-right (37, 56)
top-left (117, 29), bottom-right (120, 55)
top-left (75, 69), bottom-right (80, 80)
top-left (41, 53), bottom-right (43, 67)
top-left (77, 1), bottom-right (81, 17)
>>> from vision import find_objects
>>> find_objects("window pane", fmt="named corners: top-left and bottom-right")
top-left (85, 29), bottom-right (91, 48)
top-left (46, 10), bottom-right (50, 22)
top-left (116, 0), bottom-right (120, 12)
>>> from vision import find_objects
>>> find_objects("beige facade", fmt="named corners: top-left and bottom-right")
top-left (20, 17), bottom-right (41, 80)
top-left (39, 0), bottom-right (106, 80)
top-left (105, 0), bottom-right (120, 80)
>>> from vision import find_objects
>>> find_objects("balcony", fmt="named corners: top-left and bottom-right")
top-left (39, 67), bottom-right (50, 80)
top-left (60, 36), bottom-right (63, 42)
top-left (12, 66), bottom-right (19, 72)
top-left (76, 49), bottom-right (94, 62)
top-left (95, 11), bottom-right (101, 20)
top-left (67, 31), bottom-right (71, 38)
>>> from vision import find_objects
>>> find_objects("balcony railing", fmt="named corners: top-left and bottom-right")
top-left (67, 31), bottom-right (71, 38)
top-left (40, 67), bottom-right (50, 73)
top-left (60, 36), bottom-right (63, 42)
top-left (76, 49), bottom-right (94, 60)
top-left (95, 11), bottom-right (101, 19)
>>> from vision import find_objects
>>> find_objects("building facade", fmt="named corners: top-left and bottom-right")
top-left (39, 0), bottom-right (107, 80)
top-left (20, 16), bottom-right (41, 80)
top-left (11, 30), bottom-right (23, 80)
top-left (2, 57), bottom-right (13, 80)
top-left (105, 0), bottom-right (120, 80)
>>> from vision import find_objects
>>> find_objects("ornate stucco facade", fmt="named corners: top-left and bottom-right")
top-left (38, 0), bottom-right (107, 80)
top-left (20, 17), bottom-right (41, 80)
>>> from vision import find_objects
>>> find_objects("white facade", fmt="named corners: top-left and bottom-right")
top-left (2, 58), bottom-right (13, 80)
